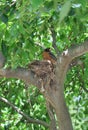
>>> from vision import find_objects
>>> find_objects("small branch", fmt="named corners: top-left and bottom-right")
top-left (50, 25), bottom-right (58, 53)
top-left (0, 96), bottom-right (49, 128)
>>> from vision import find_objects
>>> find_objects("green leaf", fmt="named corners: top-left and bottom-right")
top-left (31, 0), bottom-right (43, 10)
top-left (78, 0), bottom-right (87, 7)
top-left (59, 1), bottom-right (71, 23)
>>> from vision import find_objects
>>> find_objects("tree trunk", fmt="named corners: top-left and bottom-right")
top-left (54, 91), bottom-right (73, 130)
top-left (46, 86), bottom-right (73, 130)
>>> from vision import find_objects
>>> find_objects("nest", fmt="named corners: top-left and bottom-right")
top-left (28, 60), bottom-right (56, 92)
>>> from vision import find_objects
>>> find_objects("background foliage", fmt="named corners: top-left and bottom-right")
top-left (0, 0), bottom-right (88, 130)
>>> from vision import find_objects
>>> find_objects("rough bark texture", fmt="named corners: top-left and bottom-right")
top-left (0, 40), bottom-right (88, 130)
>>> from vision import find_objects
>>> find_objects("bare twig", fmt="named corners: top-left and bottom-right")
top-left (0, 96), bottom-right (49, 128)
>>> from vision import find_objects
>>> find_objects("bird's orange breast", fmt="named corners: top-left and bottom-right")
top-left (42, 51), bottom-right (57, 63)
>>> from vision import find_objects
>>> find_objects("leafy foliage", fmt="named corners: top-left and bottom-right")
top-left (0, 0), bottom-right (88, 129)
top-left (0, 79), bottom-right (49, 130)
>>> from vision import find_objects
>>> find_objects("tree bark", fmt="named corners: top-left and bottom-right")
top-left (53, 90), bottom-right (73, 130)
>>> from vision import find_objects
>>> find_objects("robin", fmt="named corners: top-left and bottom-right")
top-left (42, 48), bottom-right (57, 64)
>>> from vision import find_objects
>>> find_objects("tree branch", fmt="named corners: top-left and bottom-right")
top-left (68, 40), bottom-right (88, 60)
top-left (0, 52), bottom-right (42, 87)
top-left (0, 67), bottom-right (38, 86)
top-left (0, 96), bottom-right (49, 128)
